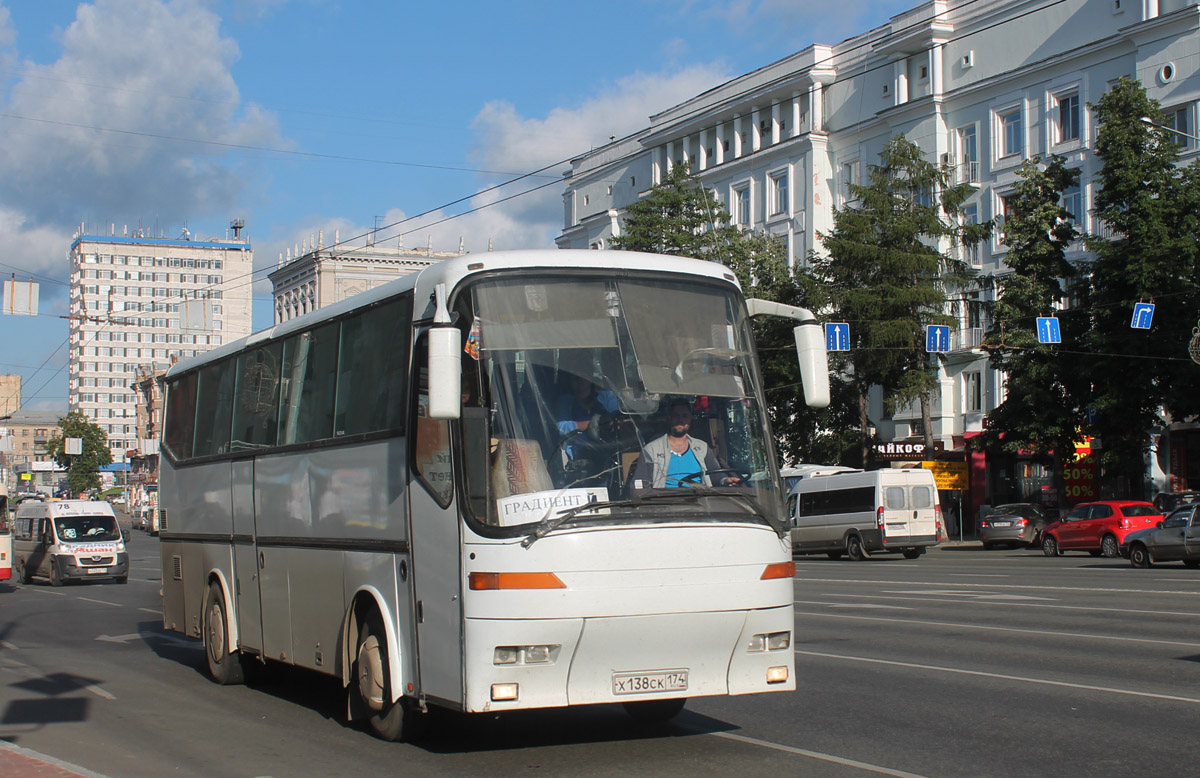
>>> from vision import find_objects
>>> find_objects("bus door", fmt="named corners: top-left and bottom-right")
top-left (407, 332), bottom-right (464, 705)
top-left (231, 460), bottom-right (263, 652)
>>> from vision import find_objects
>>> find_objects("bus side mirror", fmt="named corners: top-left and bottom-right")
top-left (427, 326), bottom-right (462, 420)
top-left (793, 321), bottom-right (830, 409)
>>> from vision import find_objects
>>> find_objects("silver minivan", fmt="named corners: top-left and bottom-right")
top-left (12, 500), bottom-right (129, 585)
top-left (788, 468), bottom-right (944, 560)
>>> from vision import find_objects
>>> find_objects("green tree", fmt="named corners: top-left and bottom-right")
top-left (976, 156), bottom-right (1083, 471)
top-left (45, 411), bottom-right (112, 496)
top-left (1085, 78), bottom-right (1200, 496)
top-left (609, 164), bottom-right (740, 258)
top-left (816, 134), bottom-right (990, 464)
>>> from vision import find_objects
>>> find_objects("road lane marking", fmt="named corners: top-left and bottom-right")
top-left (822, 592), bottom-right (1200, 617)
top-left (0, 641), bottom-right (17, 650)
top-left (948, 573), bottom-right (1009, 577)
top-left (795, 601), bottom-right (913, 610)
top-left (705, 731), bottom-right (934, 778)
top-left (794, 649), bottom-right (1200, 705)
top-left (792, 609), bottom-right (1200, 648)
top-left (139, 607), bottom-right (163, 615)
top-left (884, 589), bottom-right (1055, 600)
top-left (794, 577), bottom-right (1200, 597)
top-left (77, 596), bottom-right (121, 607)
top-left (96, 634), bottom-right (142, 644)
top-left (85, 684), bottom-right (116, 700)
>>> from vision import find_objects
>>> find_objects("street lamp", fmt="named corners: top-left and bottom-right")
top-left (1139, 116), bottom-right (1200, 144)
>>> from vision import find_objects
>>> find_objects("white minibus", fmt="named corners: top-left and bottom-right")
top-left (788, 468), bottom-right (943, 560)
top-left (12, 500), bottom-right (129, 585)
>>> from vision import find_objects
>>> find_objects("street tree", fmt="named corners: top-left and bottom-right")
top-left (976, 156), bottom-right (1084, 470)
top-left (45, 411), bottom-right (112, 496)
top-left (815, 134), bottom-right (991, 465)
top-left (1085, 78), bottom-right (1200, 496)
top-left (609, 164), bottom-right (739, 258)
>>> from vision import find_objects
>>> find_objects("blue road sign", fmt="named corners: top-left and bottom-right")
top-left (926, 324), bottom-right (950, 353)
top-left (1036, 316), bottom-right (1062, 344)
top-left (1131, 302), bottom-right (1155, 330)
top-left (825, 322), bottom-right (850, 352)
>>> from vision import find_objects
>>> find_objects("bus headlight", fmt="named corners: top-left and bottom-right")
top-left (493, 645), bottom-right (560, 665)
top-left (748, 631), bottom-right (791, 652)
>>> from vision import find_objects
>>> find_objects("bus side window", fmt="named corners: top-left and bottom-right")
top-left (412, 333), bottom-right (453, 506)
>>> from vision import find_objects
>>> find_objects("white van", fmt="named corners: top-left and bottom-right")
top-left (12, 500), bottom-right (129, 585)
top-left (788, 468), bottom-right (944, 560)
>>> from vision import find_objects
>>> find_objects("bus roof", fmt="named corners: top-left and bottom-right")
top-left (166, 249), bottom-right (742, 379)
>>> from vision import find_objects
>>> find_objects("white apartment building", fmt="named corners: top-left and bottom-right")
top-left (557, 0), bottom-right (1200, 510)
top-left (68, 225), bottom-right (254, 462)
top-left (268, 232), bottom-right (462, 324)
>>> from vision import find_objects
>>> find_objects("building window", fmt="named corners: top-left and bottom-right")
top-left (1062, 178), bottom-right (1082, 225)
top-left (962, 203), bottom-right (980, 265)
top-left (1000, 108), bottom-right (1023, 157)
top-left (770, 172), bottom-right (788, 215)
top-left (957, 125), bottom-right (979, 183)
top-left (1165, 105), bottom-right (1192, 148)
top-left (733, 186), bottom-right (751, 226)
top-left (1056, 93), bottom-right (1080, 143)
top-left (964, 371), bottom-right (982, 412)
top-left (840, 161), bottom-right (858, 204)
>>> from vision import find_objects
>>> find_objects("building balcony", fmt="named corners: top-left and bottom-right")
top-left (953, 327), bottom-right (985, 351)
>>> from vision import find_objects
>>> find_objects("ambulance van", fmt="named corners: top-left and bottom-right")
top-left (13, 500), bottom-right (129, 585)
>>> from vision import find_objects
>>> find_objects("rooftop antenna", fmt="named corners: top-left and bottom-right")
top-left (230, 218), bottom-right (244, 239)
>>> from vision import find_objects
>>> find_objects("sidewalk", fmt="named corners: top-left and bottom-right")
top-left (0, 741), bottom-right (110, 778)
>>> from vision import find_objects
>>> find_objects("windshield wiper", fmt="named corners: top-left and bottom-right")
top-left (521, 498), bottom-right (642, 549)
top-left (658, 486), bottom-right (786, 537)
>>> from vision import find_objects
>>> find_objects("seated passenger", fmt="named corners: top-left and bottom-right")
top-left (630, 398), bottom-right (742, 489)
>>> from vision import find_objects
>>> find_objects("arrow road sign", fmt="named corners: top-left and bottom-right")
top-left (1131, 302), bottom-right (1155, 330)
top-left (1036, 317), bottom-right (1062, 344)
top-left (926, 325), bottom-right (950, 353)
top-left (825, 322), bottom-right (850, 352)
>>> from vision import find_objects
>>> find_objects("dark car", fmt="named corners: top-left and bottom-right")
top-left (1152, 491), bottom-right (1200, 514)
top-left (1040, 500), bottom-right (1163, 558)
top-left (1121, 504), bottom-right (1200, 568)
top-left (980, 503), bottom-right (1050, 549)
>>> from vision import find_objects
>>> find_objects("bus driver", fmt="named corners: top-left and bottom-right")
top-left (631, 398), bottom-right (742, 490)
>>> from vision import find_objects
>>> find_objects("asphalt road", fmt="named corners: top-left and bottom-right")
top-left (2, 537), bottom-right (1199, 777)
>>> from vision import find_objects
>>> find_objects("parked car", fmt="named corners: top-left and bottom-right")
top-left (1152, 491), bottom-right (1200, 514)
top-left (1041, 500), bottom-right (1163, 558)
top-left (1121, 504), bottom-right (1200, 568)
top-left (980, 503), bottom-right (1050, 549)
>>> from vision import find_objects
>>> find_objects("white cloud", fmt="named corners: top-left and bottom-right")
top-left (0, 0), bottom-right (284, 272)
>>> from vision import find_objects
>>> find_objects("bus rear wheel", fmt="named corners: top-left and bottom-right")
top-left (623, 697), bottom-right (686, 722)
top-left (18, 560), bottom-right (33, 584)
top-left (203, 582), bottom-right (244, 685)
top-left (354, 614), bottom-right (419, 742)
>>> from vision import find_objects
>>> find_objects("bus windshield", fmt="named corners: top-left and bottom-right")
top-left (456, 274), bottom-right (784, 533)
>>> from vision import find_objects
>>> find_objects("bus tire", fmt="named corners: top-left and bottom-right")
top-left (354, 613), bottom-right (418, 742)
top-left (623, 697), bottom-right (686, 722)
top-left (203, 582), bottom-right (244, 685)
top-left (18, 560), bottom-right (33, 584)
top-left (902, 547), bottom-right (924, 560)
top-left (846, 535), bottom-right (869, 561)
top-left (49, 560), bottom-right (64, 587)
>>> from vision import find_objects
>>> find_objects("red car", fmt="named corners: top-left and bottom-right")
top-left (1041, 501), bottom-right (1163, 558)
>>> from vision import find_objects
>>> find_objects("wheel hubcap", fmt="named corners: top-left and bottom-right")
top-left (207, 603), bottom-right (225, 659)
top-left (357, 634), bottom-right (386, 710)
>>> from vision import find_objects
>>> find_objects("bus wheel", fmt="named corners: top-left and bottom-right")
top-left (203, 583), bottom-right (244, 685)
top-left (18, 560), bottom-right (33, 585)
top-left (624, 698), bottom-right (686, 722)
top-left (902, 547), bottom-right (924, 560)
top-left (846, 535), bottom-right (869, 561)
top-left (355, 614), bottom-right (417, 741)
top-left (49, 561), bottom-right (64, 587)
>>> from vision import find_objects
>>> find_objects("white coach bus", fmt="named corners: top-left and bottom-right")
top-left (1, 484), bottom-right (10, 583)
top-left (159, 249), bottom-right (829, 740)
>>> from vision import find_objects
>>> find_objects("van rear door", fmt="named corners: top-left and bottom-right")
top-left (880, 480), bottom-right (914, 544)
top-left (905, 473), bottom-right (939, 541)
top-left (880, 471), bottom-right (939, 545)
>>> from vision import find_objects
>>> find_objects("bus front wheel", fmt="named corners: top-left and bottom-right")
top-left (354, 614), bottom-right (419, 741)
top-left (203, 582), bottom-right (245, 685)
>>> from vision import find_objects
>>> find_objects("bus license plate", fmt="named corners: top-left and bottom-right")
top-left (612, 670), bottom-right (688, 695)
top-left (87, 567), bottom-right (108, 574)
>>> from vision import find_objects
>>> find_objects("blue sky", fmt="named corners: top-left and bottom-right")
top-left (0, 0), bottom-right (912, 411)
